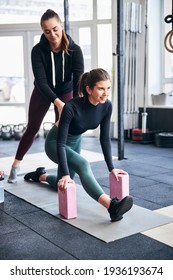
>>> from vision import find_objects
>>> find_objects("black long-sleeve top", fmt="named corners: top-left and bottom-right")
top-left (57, 97), bottom-right (115, 176)
top-left (31, 34), bottom-right (84, 102)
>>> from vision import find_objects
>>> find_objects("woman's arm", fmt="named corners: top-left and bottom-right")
top-left (56, 103), bottom-right (74, 191)
top-left (56, 103), bottom-right (74, 175)
top-left (100, 102), bottom-right (128, 178)
top-left (100, 102), bottom-right (115, 171)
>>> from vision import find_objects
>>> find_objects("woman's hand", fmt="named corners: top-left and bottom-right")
top-left (111, 168), bottom-right (128, 181)
top-left (57, 101), bottom-right (65, 118)
top-left (58, 175), bottom-right (74, 192)
top-left (55, 120), bottom-right (59, 127)
top-left (54, 98), bottom-right (65, 119)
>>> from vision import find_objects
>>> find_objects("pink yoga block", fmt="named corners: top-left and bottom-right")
top-left (109, 173), bottom-right (129, 199)
top-left (58, 182), bottom-right (77, 219)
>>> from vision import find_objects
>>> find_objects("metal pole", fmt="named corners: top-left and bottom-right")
top-left (142, 0), bottom-right (148, 133)
top-left (64, 0), bottom-right (69, 34)
top-left (117, 0), bottom-right (124, 159)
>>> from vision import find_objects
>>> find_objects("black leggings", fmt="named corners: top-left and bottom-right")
top-left (15, 87), bottom-right (73, 160)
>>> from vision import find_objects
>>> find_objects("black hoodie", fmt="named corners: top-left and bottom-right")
top-left (31, 33), bottom-right (84, 103)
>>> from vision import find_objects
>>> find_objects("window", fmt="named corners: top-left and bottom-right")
top-left (0, 36), bottom-right (25, 104)
top-left (0, 0), bottom-right (64, 24)
top-left (97, 24), bottom-right (112, 73)
top-left (79, 27), bottom-right (91, 71)
top-left (69, 0), bottom-right (93, 21)
top-left (97, 0), bottom-right (111, 19)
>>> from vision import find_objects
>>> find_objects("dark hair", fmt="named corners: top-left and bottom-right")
top-left (78, 68), bottom-right (111, 99)
top-left (40, 9), bottom-right (69, 54)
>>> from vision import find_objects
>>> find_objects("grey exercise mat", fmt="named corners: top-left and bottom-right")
top-left (4, 177), bottom-right (173, 243)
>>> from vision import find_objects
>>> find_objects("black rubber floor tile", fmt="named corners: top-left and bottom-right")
top-left (16, 209), bottom-right (91, 244)
top-left (148, 171), bottom-right (173, 185)
top-left (0, 228), bottom-right (76, 260)
top-left (96, 177), bottom-right (109, 188)
top-left (0, 211), bottom-right (26, 235)
top-left (129, 175), bottom-right (160, 189)
top-left (82, 137), bottom-right (101, 152)
top-left (132, 155), bottom-right (173, 170)
top-left (125, 143), bottom-right (173, 158)
top-left (80, 233), bottom-right (173, 260)
top-left (0, 191), bottom-right (39, 216)
top-left (14, 210), bottom-right (112, 259)
top-left (90, 162), bottom-right (108, 176)
top-left (113, 160), bottom-right (168, 177)
top-left (131, 183), bottom-right (173, 207)
top-left (132, 197), bottom-right (162, 210)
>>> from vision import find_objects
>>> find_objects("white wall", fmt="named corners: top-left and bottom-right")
top-left (148, 0), bottom-right (162, 105)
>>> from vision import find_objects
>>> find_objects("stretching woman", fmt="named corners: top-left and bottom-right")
top-left (8, 9), bottom-right (84, 183)
top-left (24, 68), bottom-right (133, 222)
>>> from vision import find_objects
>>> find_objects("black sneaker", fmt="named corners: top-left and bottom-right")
top-left (108, 195), bottom-right (133, 222)
top-left (24, 167), bottom-right (46, 182)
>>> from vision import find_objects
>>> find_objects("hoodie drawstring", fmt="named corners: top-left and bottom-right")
top-left (51, 51), bottom-right (56, 88)
top-left (51, 50), bottom-right (65, 88)
top-left (62, 50), bottom-right (65, 82)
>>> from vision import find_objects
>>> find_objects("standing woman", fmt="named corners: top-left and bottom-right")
top-left (24, 68), bottom-right (133, 222)
top-left (8, 9), bottom-right (84, 183)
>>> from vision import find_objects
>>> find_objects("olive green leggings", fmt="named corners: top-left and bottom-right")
top-left (44, 125), bottom-right (105, 201)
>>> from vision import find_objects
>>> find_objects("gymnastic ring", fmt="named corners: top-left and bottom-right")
top-left (169, 30), bottom-right (173, 49)
top-left (164, 30), bottom-right (173, 53)
top-left (164, 30), bottom-right (173, 52)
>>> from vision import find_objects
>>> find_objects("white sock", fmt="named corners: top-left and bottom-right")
top-left (7, 166), bottom-right (20, 183)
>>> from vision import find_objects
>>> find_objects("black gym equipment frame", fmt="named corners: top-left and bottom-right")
top-left (116, 0), bottom-right (125, 159)
top-left (64, 0), bottom-right (69, 34)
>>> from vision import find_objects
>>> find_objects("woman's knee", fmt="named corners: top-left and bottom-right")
top-left (26, 123), bottom-right (40, 136)
top-left (77, 157), bottom-right (91, 173)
